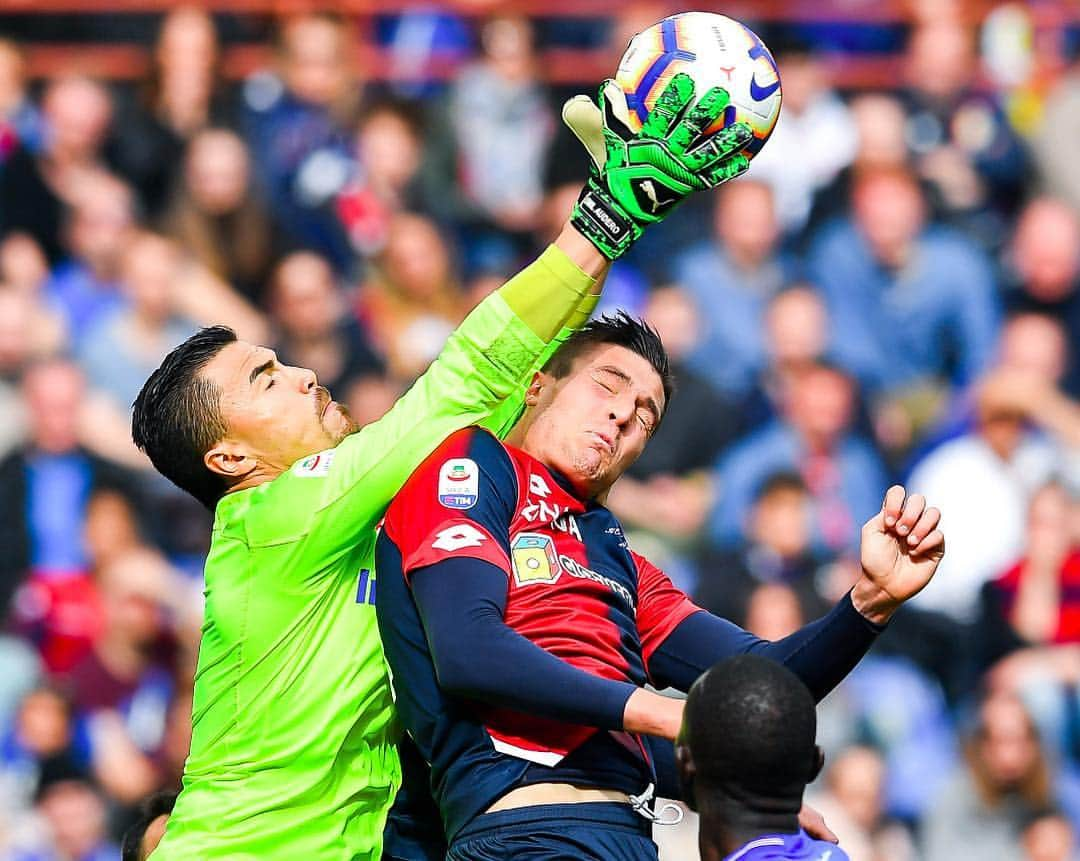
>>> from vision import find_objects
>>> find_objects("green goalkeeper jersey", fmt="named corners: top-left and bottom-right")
top-left (151, 247), bottom-right (596, 860)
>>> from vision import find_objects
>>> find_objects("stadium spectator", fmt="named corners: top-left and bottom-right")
top-left (0, 686), bottom-right (90, 824)
top-left (979, 483), bottom-right (1080, 667)
top-left (0, 232), bottom-right (49, 297)
top-left (674, 655), bottom-right (846, 861)
top-left (336, 99), bottom-right (445, 260)
top-left (0, 248), bottom-right (65, 360)
top-left (449, 15), bottom-right (553, 241)
top-left (12, 773), bottom-right (117, 861)
top-left (907, 324), bottom-right (1080, 623)
top-left (674, 179), bottom-right (796, 398)
top-left (903, 19), bottom-right (1030, 249)
top-left (922, 693), bottom-right (1057, 861)
top-left (806, 745), bottom-right (918, 861)
top-left (695, 472), bottom-right (833, 628)
top-left (975, 483), bottom-right (1080, 761)
top-left (357, 212), bottom-right (465, 382)
top-left (745, 41), bottom-right (857, 238)
top-left (1004, 198), bottom-right (1080, 398)
top-left (0, 288), bottom-right (62, 460)
top-left (269, 250), bottom-right (383, 395)
top-left (162, 128), bottom-right (279, 304)
top-left (813, 655), bottom-right (958, 823)
top-left (77, 233), bottom-right (196, 423)
top-left (66, 548), bottom-right (179, 806)
top-left (634, 285), bottom-right (744, 476)
top-left (742, 581), bottom-right (806, 641)
top-left (0, 76), bottom-right (114, 265)
top-left (607, 285), bottom-right (742, 542)
top-left (109, 7), bottom-right (230, 218)
top-left (0, 361), bottom-right (136, 670)
top-left (1035, 54), bottom-right (1080, 216)
top-left (809, 166), bottom-right (999, 409)
top-left (243, 12), bottom-right (360, 272)
top-left (82, 489), bottom-right (142, 579)
top-left (0, 38), bottom-right (41, 165)
top-left (1022, 809), bottom-right (1077, 861)
top-left (43, 172), bottom-right (134, 347)
top-left (707, 361), bottom-right (888, 553)
top-left (940, 311), bottom-right (1076, 452)
top-left (806, 91), bottom-right (913, 232)
top-left (0, 634), bottom-right (39, 732)
top-left (739, 284), bottom-right (832, 432)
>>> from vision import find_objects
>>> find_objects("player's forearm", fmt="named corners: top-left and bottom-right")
top-left (622, 688), bottom-right (684, 741)
top-left (497, 225), bottom-right (605, 344)
top-left (648, 594), bottom-right (883, 702)
top-left (554, 223), bottom-right (611, 279)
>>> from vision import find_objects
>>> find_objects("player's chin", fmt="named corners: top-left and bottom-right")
top-left (323, 401), bottom-right (359, 439)
top-left (573, 447), bottom-right (612, 481)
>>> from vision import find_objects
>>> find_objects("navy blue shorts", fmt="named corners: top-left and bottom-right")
top-left (446, 802), bottom-right (657, 861)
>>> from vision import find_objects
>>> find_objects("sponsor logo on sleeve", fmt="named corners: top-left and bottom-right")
top-left (292, 449), bottom-right (336, 477)
top-left (431, 523), bottom-right (487, 552)
top-left (510, 533), bottom-right (561, 586)
top-left (438, 458), bottom-right (480, 509)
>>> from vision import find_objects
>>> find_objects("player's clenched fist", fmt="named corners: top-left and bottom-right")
top-left (562, 72), bottom-right (752, 259)
top-left (851, 485), bottom-right (945, 625)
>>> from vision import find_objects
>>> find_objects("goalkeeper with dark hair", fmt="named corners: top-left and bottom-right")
top-left (133, 75), bottom-right (751, 860)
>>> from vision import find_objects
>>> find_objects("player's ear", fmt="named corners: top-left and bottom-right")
top-left (205, 441), bottom-right (258, 482)
top-left (523, 371), bottom-right (550, 407)
top-left (809, 745), bottom-right (825, 784)
top-left (675, 742), bottom-right (698, 812)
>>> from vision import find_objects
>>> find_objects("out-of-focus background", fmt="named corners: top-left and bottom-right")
top-left (0, 1), bottom-right (1078, 859)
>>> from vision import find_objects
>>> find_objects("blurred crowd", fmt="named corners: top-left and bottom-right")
top-left (0, 3), bottom-right (1079, 860)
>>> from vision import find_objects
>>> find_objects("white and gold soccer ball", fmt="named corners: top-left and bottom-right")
top-left (614, 12), bottom-right (783, 159)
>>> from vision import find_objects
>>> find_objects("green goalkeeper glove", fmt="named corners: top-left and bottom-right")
top-left (563, 73), bottom-right (753, 260)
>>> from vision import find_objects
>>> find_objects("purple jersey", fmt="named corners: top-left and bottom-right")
top-left (725, 831), bottom-right (850, 861)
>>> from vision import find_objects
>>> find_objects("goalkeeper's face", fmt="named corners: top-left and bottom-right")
top-left (521, 344), bottom-right (664, 500)
top-left (202, 340), bottom-right (357, 481)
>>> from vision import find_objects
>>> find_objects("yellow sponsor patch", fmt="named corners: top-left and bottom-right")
top-left (510, 533), bottom-right (561, 586)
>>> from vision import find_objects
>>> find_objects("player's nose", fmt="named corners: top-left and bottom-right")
top-left (609, 395), bottom-right (635, 426)
top-left (289, 364), bottom-right (318, 392)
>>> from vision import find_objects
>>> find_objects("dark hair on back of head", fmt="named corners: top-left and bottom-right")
top-left (121, 790), bottom-right (178, 861)
top-left (132, 326), bottom-right (237, 510)
top-left (685, 654), bottom-right (817, 805)
top-left (754, 470), bottom-right (807, 502)
top-left (542, 311), bottom-right (675, 406)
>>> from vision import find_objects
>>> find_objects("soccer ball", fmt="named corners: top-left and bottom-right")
top-left (615, 12), bottom-right (782, 159)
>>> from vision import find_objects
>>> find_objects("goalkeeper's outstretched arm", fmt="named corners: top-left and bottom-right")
top-left (299, 75), bottom-right (754, 547)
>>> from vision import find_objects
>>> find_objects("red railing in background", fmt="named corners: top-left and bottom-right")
top-left (6, 0), bottom-right (1078, 87)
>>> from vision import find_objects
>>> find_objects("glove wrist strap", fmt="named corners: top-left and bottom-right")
top-left (570, 180), bottom-right (641, 260)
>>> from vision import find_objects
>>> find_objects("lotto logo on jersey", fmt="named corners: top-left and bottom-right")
top-left (511, 533), bottom-right (561, 586)
top-left (438, 458), bottom-right (479, 509)
top-left (292, 449), bottom-right (336, 477)
top-left (431, 523), bottom-right (488, 552)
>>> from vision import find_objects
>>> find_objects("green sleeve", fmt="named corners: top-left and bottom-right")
top-left (479, 287), bottom-right (601, 438)
top-left (241, 246), bottom-right (596, 555)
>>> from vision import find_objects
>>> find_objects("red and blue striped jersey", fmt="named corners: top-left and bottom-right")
top-left (376, 425), bottom-right (699, 837)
